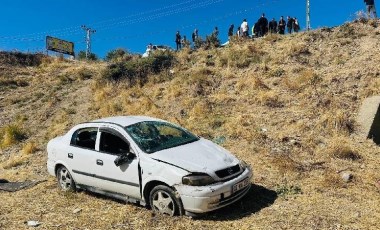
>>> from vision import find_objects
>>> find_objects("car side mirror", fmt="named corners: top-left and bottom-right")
top-left (114, 152), bottom-right (136, 167)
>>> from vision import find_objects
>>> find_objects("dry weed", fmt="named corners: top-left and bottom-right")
top-left (256, 90), bottom-right (283, 107)
top-left (22, 142), bottom-right (38, 155)
top-left (0, 123), bottom-right (27, 149)
top-left (326, 136), bottom-right (361, 161)
top-left (283, 69), bottom-right (321, 91)
top-left (2, 154), bottom-right (29, 169)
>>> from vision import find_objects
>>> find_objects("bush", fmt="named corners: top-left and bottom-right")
top-left (101, 50), bottom-right (174, 86)
top-left (0, 51), bottom-right (45, 66)
top-left (105, 48), bottom-right (133, 62)
top-left (0, 124), bottom-right (27, 148)
top-left (205, 33), bottom-right (220, 49)
top-left (194, 36), bottom-right (205, 49)
top-left (77, 51), bottom-right (98, 61)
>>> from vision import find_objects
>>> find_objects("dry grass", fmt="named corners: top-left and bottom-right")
top-left (22, 142), bottom-right (38, 155)
top-left (326, 136), bottom-right (362, 161)
top-left (0, 123), bottom-right (27, 149)
top-left (2, 21), bottom-right (380, 229)
top-left (2, 154), bottom-right (29, 169)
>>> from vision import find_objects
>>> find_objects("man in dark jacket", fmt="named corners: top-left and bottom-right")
top-left (287, 16), bottom-right (294, 34)
top-left (257, 13), bottom-right (268, 37)
top-left (228, 24), bottom-right (234, 37)
top-left (175, 31), bottom-right (181, 51)
top-left (268, 18), bottom-right (278, 33)
top-left (278, 16), bottom-right (286, 34)
top-left (365, 0), bottom-right (377, 18)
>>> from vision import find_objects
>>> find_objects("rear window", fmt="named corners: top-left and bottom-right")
top-left (70, 127), bottom-right (98, 150)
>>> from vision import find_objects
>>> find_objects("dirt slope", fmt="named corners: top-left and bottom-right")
top-left (1, 20), bottom-right (380, 229)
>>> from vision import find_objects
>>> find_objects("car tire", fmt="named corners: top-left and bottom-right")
top-left (56, 166), bottom-right (76, 192)
top-left (149, 185), bottom-right (184, 216)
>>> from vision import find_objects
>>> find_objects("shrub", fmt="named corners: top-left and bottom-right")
top-left (76, 67), bottom-right (94, 80)
top-left (327, 137), bottom-right (361, 161)
top-left (0, 124), bottom-right (27, 148)
top-left (205, 33), bottom-right (220, 49)
top-left (105, 48), bottom-right (133, 62)
top-left (100, 50), bottom-right (174, 86)
top-left (22, 142), bottom-right (38, 155)
top-left (2, 155), bottom-right (28, 169)
top-left (77, 51), bottom-right (98, 61)
top-left (194, 36), bottom-right (205, 49)
top-left (149, 50), bottom-right (175, 73)
top-left (0, 51), bottom-right (45, 66)
top-left (276, 184), bottom-right (302, 197)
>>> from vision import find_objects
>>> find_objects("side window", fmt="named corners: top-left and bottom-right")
top-left (99, 131), bottom-right (130, 155)
top-left (70, 127), bottom-right (98, 150)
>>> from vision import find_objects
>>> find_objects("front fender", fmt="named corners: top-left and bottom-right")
top-left (141, 160), bottom-right (188, 188)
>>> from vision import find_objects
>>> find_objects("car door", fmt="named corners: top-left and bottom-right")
top-left (67, 126), bottom-right (100, 187)
top-left (92, 126), bottom-right (140, 199)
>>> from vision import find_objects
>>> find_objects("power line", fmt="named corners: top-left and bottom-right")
top-left (0, 0), bottom-right (281, 52)
top-left (90, 0), bottom-right (280, 43)
top-left (91, 0), bottom-right (226, 31)
top-left (0, 0), bottom-right (220, 42)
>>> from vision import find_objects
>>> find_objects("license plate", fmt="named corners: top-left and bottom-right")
top-left (232, 178), bottom-right (250, 193)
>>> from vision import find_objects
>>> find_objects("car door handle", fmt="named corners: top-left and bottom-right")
top-left (96, 159), bottom-right (103, 166)
top-left (68, 153), bottom-right (73, 159)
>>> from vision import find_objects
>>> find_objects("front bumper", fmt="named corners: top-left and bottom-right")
top-left (175, 167), bottom-right (253, 213)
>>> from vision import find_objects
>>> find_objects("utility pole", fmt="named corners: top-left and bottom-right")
top-left (81, 25), bottom-right (96, 59)
top-left (306, 0), bottom-right (311, 31)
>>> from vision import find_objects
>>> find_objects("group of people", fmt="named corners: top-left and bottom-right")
top-left (175, 26), bottom-right (220, 51)
top-left (171, 1), bottom-right (377, 51)
top-left (231, 14), bottom-right (300, 39)
top-left (174, 14), bottom-right (300, 50)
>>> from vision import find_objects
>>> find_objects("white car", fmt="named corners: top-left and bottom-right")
top-left (142, 45), bottom-right (172, 57)
top-left (47, 116), bottom-right (252, 216)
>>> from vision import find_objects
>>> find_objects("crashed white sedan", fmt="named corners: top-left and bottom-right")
top-left (47, 116), bottom-right (252, 216)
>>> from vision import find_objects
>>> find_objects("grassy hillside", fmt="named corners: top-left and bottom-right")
top-left (1, 19), bottom-right (380, 229)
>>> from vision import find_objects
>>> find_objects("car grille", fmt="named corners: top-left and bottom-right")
top-left (215, 164), bottom-right (241, 179)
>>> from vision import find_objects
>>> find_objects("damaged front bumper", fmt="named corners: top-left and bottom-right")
top-left (175, 167), bottom-right (253, 213)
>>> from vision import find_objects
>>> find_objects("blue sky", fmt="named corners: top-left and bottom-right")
top-left (0, 0), bottom-right (367, 58)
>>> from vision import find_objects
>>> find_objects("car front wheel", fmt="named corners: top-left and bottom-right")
top-left (149, 185), bottom-right (183, 216)
top-left (56, 166), bottom-right (76, 192)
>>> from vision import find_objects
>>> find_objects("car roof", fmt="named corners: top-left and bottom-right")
top-left (91, 116), bottom-right (164, 127)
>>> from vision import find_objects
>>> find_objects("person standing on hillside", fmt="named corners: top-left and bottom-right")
top-left (228, 24), bottom-right (234, 38)
top-left (258, 13), bottom-right (268, 37)
top-left (181, 35), bottom-right (189, 48)
top-left (175, 31), bottom-right (181, 51)
top-left (268, 18), bottom-right (278, 33)
top-left (293, 18), bottom-right (300, 32)
top-left (192, 29), bottom-right (198, 43)
top-left (287, 16), bottom-right (294, 34)
top-left (365, 0), bottom-right (377, 18)
top-left (241, 19), bottom-right (249, 38)
top-left (278, 16), bottom-right (286, 34)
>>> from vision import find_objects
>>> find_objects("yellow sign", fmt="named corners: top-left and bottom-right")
top-left (46, 36), bottom-right (74, 56)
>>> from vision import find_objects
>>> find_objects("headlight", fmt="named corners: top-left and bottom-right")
top-left (182, 173), bottom-right (215, 186)
top-left (240, 160), bottom-right (249, 170)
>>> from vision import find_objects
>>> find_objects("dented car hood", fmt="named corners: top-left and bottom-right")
top-left (151, 138), bottom-right (239, 173)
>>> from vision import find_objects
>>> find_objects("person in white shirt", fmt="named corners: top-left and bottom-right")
top-left (241, 19), bottom-right (249, 37)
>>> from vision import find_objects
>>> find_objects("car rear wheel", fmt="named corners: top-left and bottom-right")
top-left (57, 166), bottom-right (76, 192)
top-left (149, 185), bottom-right (183, 216)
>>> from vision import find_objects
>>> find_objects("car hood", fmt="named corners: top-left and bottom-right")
top-left (151, 138), bottom-right (239, 173)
